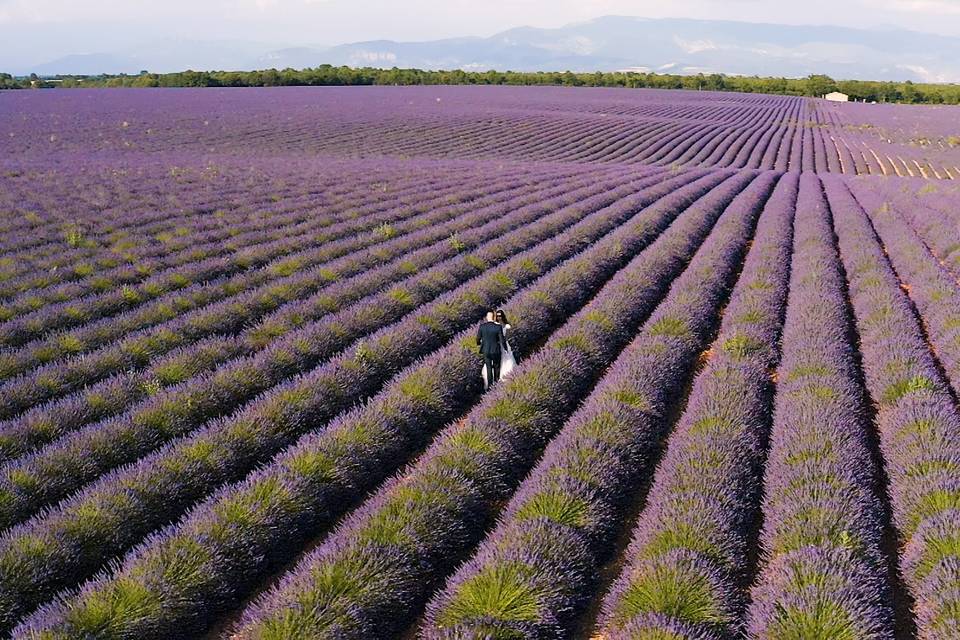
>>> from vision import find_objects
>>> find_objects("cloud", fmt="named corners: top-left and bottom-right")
top-left (672, 36), bottom-right (718, 54)
top-left (883, 0), bottom-right (960, 12)
top-left (0, 0), bottom-right (335, 24)
top-left (0, 0), bottom-right (60, 23)
top-left (896, 62), bottom-right (954, 82)
top-left (3, 0), bottom-right (960, 71)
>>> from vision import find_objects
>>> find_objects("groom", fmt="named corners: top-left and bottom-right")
top-left (477, 310), bottom-right (507, 388)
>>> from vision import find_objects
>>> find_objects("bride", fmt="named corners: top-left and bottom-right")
top-left (482, 309), bottom-right (516, 389)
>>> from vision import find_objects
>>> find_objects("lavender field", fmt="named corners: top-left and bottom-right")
top-left (1, 85), bottom-right (960, 639)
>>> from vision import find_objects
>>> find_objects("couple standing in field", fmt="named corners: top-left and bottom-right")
top-left (476, 309), bottom-right (515, 389)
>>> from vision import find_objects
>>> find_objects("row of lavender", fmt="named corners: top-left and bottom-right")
top-left (13, 167), bottom-right (761, 638)
top-left (0, 166), bottom-right (719, 632)
top-left (0, 169), bottom-right (619, 460)
top-left (0, 157), bottom-right (469, 298)
top-left (0, 163), bottom-right (632, 415)
top-left (1, 165), bottom-right (959, 638)
top-left (6, 89), bottom-right (958, 177)
top-left (0, 167), bottom-right (664, 534)
top-left (4, 94), bottom-right (960, 638)
top-left (422, 170), bottom-right (792, 638)
top-left (0, 161), bottom-right (578, 352)
top-left (0, 166), bottom-right (594, 417)
top-left (18, 167), bottom-right (960, 640)
top-left (842, 179), bottom-right (960, 637)
top-left (0, 167), bottom-right (493, 344)
top-left (602, 174), bottom-right (960, 639)
top-left (2, 105), bottom-right (957, 399)
top-left (226, 170), bottom-right (767, 639)
top-left (223, 176), bottom-right (960, 638)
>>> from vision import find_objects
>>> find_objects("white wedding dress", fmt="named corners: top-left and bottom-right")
top-left (482, 323), bottom-right (516, 389)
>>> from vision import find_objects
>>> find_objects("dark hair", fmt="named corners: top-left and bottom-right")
top-left (495, 309), bottom-right (509, 324)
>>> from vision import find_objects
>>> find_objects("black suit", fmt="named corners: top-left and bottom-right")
top-left (476, 321), bottom-right (507, 386)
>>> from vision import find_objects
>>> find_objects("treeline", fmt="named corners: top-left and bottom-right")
top-left (3, 67), bottom-right (960, 104)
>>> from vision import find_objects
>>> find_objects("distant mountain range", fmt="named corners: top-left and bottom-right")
top-left (23, 16), bottom-right (960, 83)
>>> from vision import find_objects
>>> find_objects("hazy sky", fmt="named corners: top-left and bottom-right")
top-left (3, 0), bottom-right (960, 69)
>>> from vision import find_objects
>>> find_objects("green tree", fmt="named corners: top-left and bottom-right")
top-left (804, 74), bottom-right (837, 97)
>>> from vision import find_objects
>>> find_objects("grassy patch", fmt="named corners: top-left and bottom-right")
top-left (720, 333), bottom-right (763, 360)
top-left (57, 334), bottom-right (85, 354)
top-left (649, 316), bottom-right (689, 338)
top-left (398, 371), bottom-right (442, 408)
top-left (614, 561), bottom-right (727, 629)
top-left (768, 600), bottom-right (857, 640)
top-left (485, 395), bottom-right (541, 432)
top-left (284, 447), bottom-right (339, 481)
top-left (909, 529), bottom-right (960, 583)
top-left (881, 375), bottom-right (936, 405)
top-left (784, 362), bottom-right (832, 382)
top-left (66, 577), bottom-right (162, 634)
top-left (640, 523), bottom-right (724, 566)
top-left (435, 562), bottom-right (541, 628)
top-left (387, 287), bottom-right (414, 306)
top-left (609, 387), bottom-right (652, 412)
top-left (906, 490), bottom-right (960, 537)
top-left (515, 489), bottom-right (590, 528)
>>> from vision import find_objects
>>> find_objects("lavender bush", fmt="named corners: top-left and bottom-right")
top-left (224, 170), bottom-right (760, 640)
top-left (587, 172), bottom-right (797, 639)
top-left (0, 169), bottom-right (662, 530)
top-left (3, 85), bottom-right (960, 640)
top-left (0, 169), bottom-right (610, 461)
top-left (0, 168), bottom-right (719, 633)
top-left (746, 174), bottom-right (894, 638)
top-left (827, 176), bottom-right (960, 638)
top-left (423, 171), bottom-right (789, 639)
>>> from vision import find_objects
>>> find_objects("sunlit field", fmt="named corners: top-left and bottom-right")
top-left (2, 85), bottom-right (960, 639)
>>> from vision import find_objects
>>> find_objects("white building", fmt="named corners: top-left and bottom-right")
top-left (824, 92), bottom-right (849, 102)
